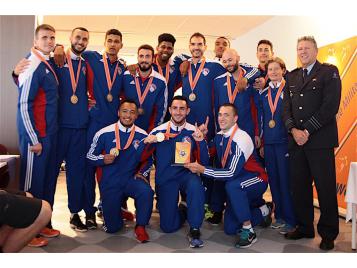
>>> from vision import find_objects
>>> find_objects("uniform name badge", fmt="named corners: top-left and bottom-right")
top-left (110, 147), bottom-right (119, 157)
top-left (173, 142), bottom-right (191, 166)
top-left (268, 119), bottom-right (276, 128)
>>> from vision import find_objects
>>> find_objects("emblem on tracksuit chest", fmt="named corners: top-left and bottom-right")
top-left (149, 84), bottom-right (157, 92)
top-left (133, 140), bottom-right (140, 150)
top-left (182, 136), bottom-right (192, 143)
top-left (202, 68), bottom-right (210, 76)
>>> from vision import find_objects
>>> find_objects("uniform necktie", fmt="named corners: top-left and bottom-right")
top-left (302, 68), bottom-right (308, 83)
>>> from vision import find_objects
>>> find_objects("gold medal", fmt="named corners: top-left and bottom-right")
top-left (156, 132), bottom-right (165, 142)
top-left (70, 94), bottom-right (78, 104)
top-left (138, 107), bottom-right (145, 115)
top-left (268, 119), bottom-right (276, 128)
top-left (110, 148), bottom-right (119, 157)
top-left (107, 93), bottom-right (113, 102)
top-left (189, 93), bottom-right (196, 101)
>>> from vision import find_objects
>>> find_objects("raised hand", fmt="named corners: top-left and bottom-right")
top-left (198, 116), bottom-right (209, 137)
top-left (237, 77), bottom-right (248, 92)
top-left (53, 45), bottom-right (65, 67)
top-left (179, 60), bottom-right (190, 77)
top-left (253, 77), bottom-right (266, 90)
top-left (127, 64), bottom-right (138, 76)
top-left (192, 123), bottom-right (204, 142)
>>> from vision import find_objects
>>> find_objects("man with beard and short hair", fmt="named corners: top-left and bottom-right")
top-left (207, 48), bottom-right (262, 225)
top-left (13, 27), bottom-right (91, 233)
top-left (53, 28), bottom-right (127, 229)
top-left (214, 36), bottom-right (230, 61)
top-left (144, 96), bottom-right (209, 248)
top-left (122, 44), bottom-right (168, 132)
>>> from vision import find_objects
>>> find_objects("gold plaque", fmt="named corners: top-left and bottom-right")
top-left (174, 142), bottom-right (191, 165)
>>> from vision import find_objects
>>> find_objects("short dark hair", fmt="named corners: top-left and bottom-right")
top-left (216, 36), bottom-right (231, 47)
top-left (105, 29), bottom-right (122, 40)
top-left (257, 39), bottom-right (273, 51)
top-left (158, 33), bottom-right (176, 46)
top-left (219, 103), bottom-right (238, 117)
top-left (120, 99), bottom-right (138, 109)
top-left (265, 57), bottom-right (286, 72)
top-left (190, 32), bottom-right (206, 45)
top-left (137, 44), bottom-right (155, 57)
top-left (170, 95), bottom-right (189, 108)
top-left (71, 27), bottom-right (89, 34)
top-left (35, 24), bottom-right (55, 37)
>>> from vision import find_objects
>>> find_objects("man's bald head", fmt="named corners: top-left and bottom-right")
top-left (221, 48), bottom-right (240, 73)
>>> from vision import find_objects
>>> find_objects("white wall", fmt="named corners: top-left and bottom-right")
top-left (232, 16), bottom-right (357, 70)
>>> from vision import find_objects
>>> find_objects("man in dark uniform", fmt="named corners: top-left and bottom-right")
top-left (282, 36), bottom-right (341, 251)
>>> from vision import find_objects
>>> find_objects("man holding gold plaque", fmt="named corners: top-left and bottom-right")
top-left (144, 96), bottom-right (209, 248)
top-left (87, 100), bottom-right (154, 243)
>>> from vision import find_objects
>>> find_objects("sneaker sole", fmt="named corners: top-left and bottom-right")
top-left (70, 224), bottom-right (88, 233)
top-left (271, 224), bottom-right (285, 229)
top-left (236, 237), bottom-right (258, 249)
top-left (189, 243), bottom-right (204, 248)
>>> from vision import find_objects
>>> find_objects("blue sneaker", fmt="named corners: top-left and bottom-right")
top-left (279, 224), bottom-right (296, 235)
top-left (271, 219), bottom-right (286, 229)
top-left (235, 228), bottom-right (257, 248)
top-left (188, 228), bottom-right (204, 248)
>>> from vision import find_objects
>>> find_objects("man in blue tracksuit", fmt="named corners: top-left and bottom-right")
top-left (185, 103), bottom-right (271, 249)
top-left (87, 100), bottom-right (153, 242)
top-left (122, 44), bottom-right (168, 132)
top-left (16, 24), bottom-right (59, 243)
top-left (144, 96), bottom-right (209, 248)
top-left (208, 48), bottom-right (261, 225)
top-left (54, 29), bottom-right (126, 228)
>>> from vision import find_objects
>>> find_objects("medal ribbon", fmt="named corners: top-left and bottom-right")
top-left (31, 47), bottom-right (59, 85)
top-left (66, 49), bottom-right (82, 95)
top-left (267, 78), bottom-right (285, 119)
top-left (226, 67), bottom-right (244, 103)
top-left (155, 57), bottom-right (170, 83)
top-left (134, 74), bottom-right (154, 107)
top-left (165, 121), bottom-right (186, 140)
top-left (188, 58), bottom-right (206, 94)
top-left (221, 124), bottom-right (238, 168)
top-left (114, 123), bottom-right (136, 151)
top-left (102, 52), bottom-right (119, 95)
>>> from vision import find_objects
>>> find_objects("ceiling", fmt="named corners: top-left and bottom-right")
top-left (43, 15), bottom-right (272, 58)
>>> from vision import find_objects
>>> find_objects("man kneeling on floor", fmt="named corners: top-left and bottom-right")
top-left (144, 96), bottom-right (209, 248)
top-left (184, 103), bottom-right (271, 248)
top-left (87, 100), bottom-right (154, 242)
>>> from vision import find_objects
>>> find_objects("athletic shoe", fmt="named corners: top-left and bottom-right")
top-left (135, 226), bottom-right (149, 243)
top-left (279, 224), bottom-right (296, 235)
top-left (271, 219), bottom-right (286, 229)
top-left (204, 204), bottom-right (214, 220)
top-left (259, 205), bottom-right (272, 228)
top-left (235, 228), bottom-right (257, 248)
top-left (187, 228), bottom-right (204, 248)
top-left (121, 207), bottom-right (135, 221)
top-left (40, 227), bottom-right (60, 238)
top-left (86, 214), bottom-right (98, 230)
top-left (206, 211), bottom-right (223, 226)
top-left (28, 236), bottom-right (48, 247)
top-left (70, 214), bottom-right (88, 232)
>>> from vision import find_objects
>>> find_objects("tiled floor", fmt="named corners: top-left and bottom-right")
top-left (20, 171), bottom-right (355, 253)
